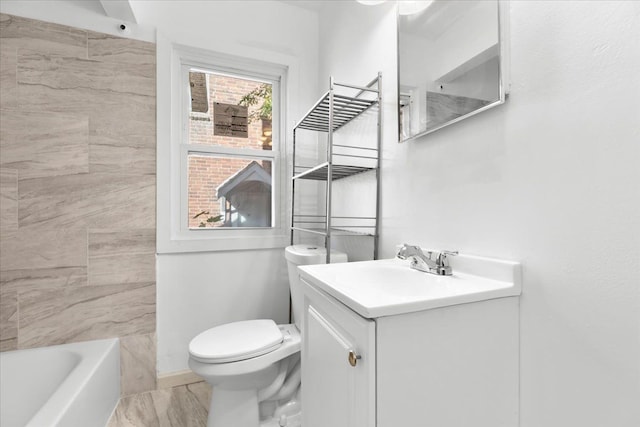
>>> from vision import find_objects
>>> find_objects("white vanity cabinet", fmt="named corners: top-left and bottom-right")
top-left (299, 257), bottom-right (521, 427)
top-left (301, 279), bottom-right (376, 427)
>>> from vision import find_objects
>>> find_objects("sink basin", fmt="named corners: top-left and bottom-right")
top-left (298, 256), bottom-right (521, 318)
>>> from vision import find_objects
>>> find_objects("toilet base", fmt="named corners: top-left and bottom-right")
top-left (259, 392), bottom-right (301, 427)
top-left (207, 389), bottom-right (302, 427)
top-left (259, 412), bottom-right (301, 427)
top-left (207, 388), bottom-right (302, 427)
top-left (208, 389), bottom-right (259, 427)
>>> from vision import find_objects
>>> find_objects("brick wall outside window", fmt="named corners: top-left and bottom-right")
top-left (188, 74), bottom-right (272, 228)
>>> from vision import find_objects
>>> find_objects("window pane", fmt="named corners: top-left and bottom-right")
top-left (188, 155), bottom-right (273, 229)
top-left (189, 70), bottom-right (273, 150)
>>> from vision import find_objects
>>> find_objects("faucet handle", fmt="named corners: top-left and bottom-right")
top-left (435, 250), bottom-right (458, 266)
top-left (434, 250), bottom-right (458, 275)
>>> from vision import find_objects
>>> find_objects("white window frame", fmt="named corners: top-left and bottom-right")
top-left (158, 44), bottom-right (289, 253)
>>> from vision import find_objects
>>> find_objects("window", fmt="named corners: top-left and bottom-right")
top-left (158, 45), bottom-right (289, 253)
top-left (185, 69), bottom-right (275, 230)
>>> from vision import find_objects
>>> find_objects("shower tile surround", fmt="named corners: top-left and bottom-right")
top-left (0, 13), bottom-right (157, 396)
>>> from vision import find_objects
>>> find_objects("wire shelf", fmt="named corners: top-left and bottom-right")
top-left (295, 93), bottom-right (378, 132)
top-left (292, 214), bottom-right (377, 237)
top-left (293, 162), bottom-right (375, 181)
top-left (290, 226), bottom-right (376, 237)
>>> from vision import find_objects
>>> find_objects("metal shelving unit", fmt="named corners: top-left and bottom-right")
top-left (291, 73), bottom-right (382, 263)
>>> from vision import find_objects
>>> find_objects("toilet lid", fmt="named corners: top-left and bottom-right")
top-left (189, 319), bottom-right (284, 363)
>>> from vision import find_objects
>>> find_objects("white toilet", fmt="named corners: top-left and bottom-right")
top-left (189, 245), bottom-right (348, 427)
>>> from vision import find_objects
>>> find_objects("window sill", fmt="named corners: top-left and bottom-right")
top-left (157, 230), bottom-right (290, 254)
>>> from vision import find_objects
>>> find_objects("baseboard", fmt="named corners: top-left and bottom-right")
top-left (157, 369), bottom-right (203, 389)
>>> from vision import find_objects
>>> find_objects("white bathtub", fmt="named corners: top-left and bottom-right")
top-left (0, 338), bottom-right (120, 427)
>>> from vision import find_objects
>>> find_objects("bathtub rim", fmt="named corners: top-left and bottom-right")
top-left (1, 338), bottom-right (120, 427)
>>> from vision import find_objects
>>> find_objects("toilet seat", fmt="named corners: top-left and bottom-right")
top-left (189, 319), bottom-right (283, 364)
top-left (189, 324), bottom-right (301, 377)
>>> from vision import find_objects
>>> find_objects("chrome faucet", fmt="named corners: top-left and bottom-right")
top-left (396, 244), bottom-right (458, 276)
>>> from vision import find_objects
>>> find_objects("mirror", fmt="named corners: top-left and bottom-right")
top-left (398, 0), bottom-right (507, 140)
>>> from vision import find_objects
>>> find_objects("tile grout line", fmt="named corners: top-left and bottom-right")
top-left (86, 227), bottom-right (90, 286)
top-left (15, 166), bottom-right (20, 351)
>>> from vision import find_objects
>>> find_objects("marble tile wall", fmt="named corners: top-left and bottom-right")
top-left (0, 13), bottom-right (157, 396)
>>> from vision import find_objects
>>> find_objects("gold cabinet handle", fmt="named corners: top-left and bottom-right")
top-left (348, 350), bottom-right (361, 367)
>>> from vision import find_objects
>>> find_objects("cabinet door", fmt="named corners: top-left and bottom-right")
top-left (301, 279), bottom-right (375, 427)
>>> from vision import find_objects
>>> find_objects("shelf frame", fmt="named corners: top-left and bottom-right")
top-left (292, 162), bottom-right (375, 181)
top-left (291, 73), bottom-right (382, 263)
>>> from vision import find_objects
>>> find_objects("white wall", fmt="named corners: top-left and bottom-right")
top-left (130, 0), bottom-right (319, 125)
top-left (156, 249), bottom-right (290, 373)
top-left (319, 1), bottom-right (639, 426)
top-left (5, 1), bottom-right (638, 421)
top-left (0, 0), bottom-right (155, 42)
top-left (3, 0), bottom-right (320, 376)
top-left (127, 0), bottom-right (319, 374)
top-left (316, 1), bottom-right (398, 262)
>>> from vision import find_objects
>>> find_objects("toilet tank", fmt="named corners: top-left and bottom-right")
top-left (285, 245), bottom-right (347, 331)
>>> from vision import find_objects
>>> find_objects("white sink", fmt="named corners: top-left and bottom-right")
top-left (298, 255), bottom-right (521, 318)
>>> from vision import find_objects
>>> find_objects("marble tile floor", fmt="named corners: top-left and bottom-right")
top-left (108, 382), bottom-right (211, 427)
